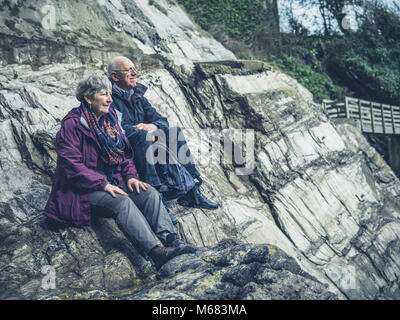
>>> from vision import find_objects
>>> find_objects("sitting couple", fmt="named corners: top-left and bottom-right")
top-left (44, 57), bottom-right (218, 270)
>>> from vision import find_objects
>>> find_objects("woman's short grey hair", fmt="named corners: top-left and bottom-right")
top-left (76, 74), bottom-right (112, 102)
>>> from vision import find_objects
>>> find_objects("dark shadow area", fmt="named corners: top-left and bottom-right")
top-left (365, 133), bottom-right (400, 179)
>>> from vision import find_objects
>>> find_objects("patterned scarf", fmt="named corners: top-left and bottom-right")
top-left (82, 103), bottom-right (125, 183)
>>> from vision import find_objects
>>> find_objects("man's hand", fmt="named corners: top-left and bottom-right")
top-left (127, 178), bottom-right (150, 193)
top-left (104, 183), bottom-right (128, 198)
top-left (133, 123), bottom-right (158, 133)
top-left (133, 123), bottom-right (157, 141)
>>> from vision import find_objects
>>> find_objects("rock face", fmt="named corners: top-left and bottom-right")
top-left (0, 0), bottom-right (400, 300)
top-left (129, 239), bottom-right (337, 300)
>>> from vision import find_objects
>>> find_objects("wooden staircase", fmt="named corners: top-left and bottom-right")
top-left (323, 97), bottom-right (400, 135)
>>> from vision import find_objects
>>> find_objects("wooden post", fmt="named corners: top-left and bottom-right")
top-left (345, 97), bottom-right (349, 119)
top-left (370, 100), bottom-right (375, 133)
top-left (381, 103), bottom-right (385, 134)
top-left (391, 105), bottom-right (396, 135)
top-left (358, 99), bottom-right (363, 132)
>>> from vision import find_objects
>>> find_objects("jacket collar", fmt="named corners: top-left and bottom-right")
top-left (111, 82), bottom-right (148, 100)
top-left (63, 105), bottom-right (95, 140)
top-left (112, 83), bottom-right (135, 100)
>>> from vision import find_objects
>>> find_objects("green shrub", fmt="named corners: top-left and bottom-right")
top-left (177, 0), bottom-right (272, 39)
top-left (270, 54), bottom-right (343, 101)
top-left (177, 0), bottom-right (400, 105)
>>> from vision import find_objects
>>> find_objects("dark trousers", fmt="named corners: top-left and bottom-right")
top-left (90, 186), bottom-right (175, 254)
top-left (129, 126), bottom-right (200, 186)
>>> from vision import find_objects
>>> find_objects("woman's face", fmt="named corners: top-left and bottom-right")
top-left (85, 88), bottom-right (112, 119)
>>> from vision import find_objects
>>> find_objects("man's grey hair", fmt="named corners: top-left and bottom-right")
top-left (76, 74), bottom-right (112, 102)
top-left (107, 60), bottom-right (118, 77)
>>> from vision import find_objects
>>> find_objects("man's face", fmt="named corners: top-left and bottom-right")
top-left (110, 59), bottom-right (137, 91)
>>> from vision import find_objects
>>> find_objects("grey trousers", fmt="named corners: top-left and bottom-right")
top-left (90, 186), bottom-right (176, 254)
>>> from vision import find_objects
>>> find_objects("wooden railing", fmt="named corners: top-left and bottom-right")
top-left (323, 97), bottom-right (400, 135)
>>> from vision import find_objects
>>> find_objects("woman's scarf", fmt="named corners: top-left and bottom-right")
top-left (81, 102), bottom-right (125, 184)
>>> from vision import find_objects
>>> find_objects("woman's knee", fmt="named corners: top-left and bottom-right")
top-left (142, 185), bottom-right (161, 201)
top-left (114, 196), bottom-right (137, 217)
top-left (128, 185), bottom-right (162, 207)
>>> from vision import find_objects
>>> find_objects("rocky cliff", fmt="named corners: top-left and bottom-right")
top-left (1, 0), bottom-right (399, 300)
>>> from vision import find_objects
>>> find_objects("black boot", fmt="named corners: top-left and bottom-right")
top-left (166, 233), bottom-right (198, 252)
top-left (177, 183), bottom-right (219, 210)
top-left (148, 244), bottom-right (193, 270)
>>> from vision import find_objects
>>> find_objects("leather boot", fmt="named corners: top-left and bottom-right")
top-left (148, 244), bottom-right (192, 270)
top-left (177, 183), bottom-right (219, 210)
top-left (166, 233), bottom-right (198, 252)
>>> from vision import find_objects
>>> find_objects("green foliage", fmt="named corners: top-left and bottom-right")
top-left (177, 0), bottom-right (271, 39)
top-left (270, 54), bottom-right (343, 101)
top-left (177, 0), bottom-right (400, 105)
top-left (177, 0), bottom-right (344, 101)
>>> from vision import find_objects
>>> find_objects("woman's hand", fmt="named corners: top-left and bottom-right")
top-left (104, 183), bottom-right (128, 198)
top-left (127, 178), bottom-right (150, 193)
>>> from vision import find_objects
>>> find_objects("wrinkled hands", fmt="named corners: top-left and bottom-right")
top-left (103, 183), bottom-right (127, 198)
top-left (133, 123), bottom-right (157, 142)
top-left (126, 178), bottom-right (150, 193)
top-left (133, 123), bottom-right (158, 133)
top-left (104, 178), bottom-right (149, 197)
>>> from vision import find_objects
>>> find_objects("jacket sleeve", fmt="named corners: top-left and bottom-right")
top-left (120, 157), bottom-right (139, 182)
top-left (56, 118), bottom-right (107, 193)
top-left (142, 97), bottom-right (169, 131)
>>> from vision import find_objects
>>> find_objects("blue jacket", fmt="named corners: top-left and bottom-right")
top-left (111, 82), bottom-right (169, 139)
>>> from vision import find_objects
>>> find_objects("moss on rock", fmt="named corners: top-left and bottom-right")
top-left (195, 60), bottom-right (272, 78)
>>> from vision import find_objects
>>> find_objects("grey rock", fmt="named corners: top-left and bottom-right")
top-left (0, 0), bottom-right (399, 300)
top-left (128, 240), bottom-right (337, 300)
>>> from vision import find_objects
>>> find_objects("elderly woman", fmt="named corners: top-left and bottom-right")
top-left (44, 74), bottom-right (195, 270)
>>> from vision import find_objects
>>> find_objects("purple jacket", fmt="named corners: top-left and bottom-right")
top-left (44, 105), bottom-right (139, 226)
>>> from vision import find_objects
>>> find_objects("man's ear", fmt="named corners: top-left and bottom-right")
top-left (110, 71), bottom-right (119, 83)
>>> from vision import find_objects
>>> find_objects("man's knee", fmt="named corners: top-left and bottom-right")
top-left (130, 130), bottom-right (153, 146)
top-left (170, 126), bottom-right (182, 132)
top-left (168, 126), bottom-right (183, 138)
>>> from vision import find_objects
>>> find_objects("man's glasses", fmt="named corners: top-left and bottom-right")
top-left (113, 67), bottom-right (138, 74)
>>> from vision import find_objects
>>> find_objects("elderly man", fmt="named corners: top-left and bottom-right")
top-left (107, 56), bottom-right (219, 219)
